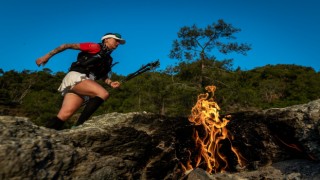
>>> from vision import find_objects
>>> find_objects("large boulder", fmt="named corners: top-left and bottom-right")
top-left (0, 100), bottom-right (319, 179)
top-left (0, 112), bottom-right (189, 179)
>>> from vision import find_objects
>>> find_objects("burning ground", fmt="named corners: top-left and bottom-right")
top-left (0, 94), bottom-right (320, 179)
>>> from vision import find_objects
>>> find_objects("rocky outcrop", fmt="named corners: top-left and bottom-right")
top-left (0, 112), bottom-right (189, 179)
top-left (0, 100), bottom-right (320, 179)
top-left (228, 99), bottom-right (320, 165)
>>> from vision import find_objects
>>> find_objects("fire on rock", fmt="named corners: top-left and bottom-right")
top-left (181, 85), bottom-right (246, 174)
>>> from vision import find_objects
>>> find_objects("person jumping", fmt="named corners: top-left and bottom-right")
top-left (35, 33), bottom-right (125, 130)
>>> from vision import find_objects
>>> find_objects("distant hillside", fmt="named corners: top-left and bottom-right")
top-left (0, 64), bottom-right (319, 126)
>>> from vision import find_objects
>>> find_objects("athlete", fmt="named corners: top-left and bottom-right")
top-left (35, 33), bottom-right (125, 130)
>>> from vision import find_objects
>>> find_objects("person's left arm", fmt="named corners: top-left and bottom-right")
top-left (36, 43), bottom-right (80, 67)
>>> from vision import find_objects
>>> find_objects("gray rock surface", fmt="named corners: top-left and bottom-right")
top-left (0, 112), bottom-right (186, 179)
top-left (0, 100), bottom-right (320, 179)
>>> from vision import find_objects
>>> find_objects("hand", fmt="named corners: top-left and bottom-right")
top-left (35, 55), bottom-right (50, 67)
top-left (110, 81), bottom-right (121, 89)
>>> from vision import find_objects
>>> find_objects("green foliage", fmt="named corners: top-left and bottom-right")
top-left (169, 19), bottom-right (251, 88)
top-left (1, 64), bottom-right (319, 124)
top-left (170, 19), bottom-right (251, 62)
top-left (0, 69), bottom-right (64, 125)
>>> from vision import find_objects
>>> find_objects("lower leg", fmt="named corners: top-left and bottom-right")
top-left (75, 96), bottom-right (105, 126)
top-left (69, 80), bottom-right (109, 126)
top-left (45, 92), bottom-right (83, 130)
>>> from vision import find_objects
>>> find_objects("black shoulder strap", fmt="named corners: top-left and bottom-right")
top-left (98, 43), bottom-right (113, 57)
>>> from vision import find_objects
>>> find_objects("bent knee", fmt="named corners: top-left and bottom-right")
top-left (97, 91), bottom-right (109, 100)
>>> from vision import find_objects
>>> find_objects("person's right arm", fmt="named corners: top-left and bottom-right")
top-left (36, 43), bottom-right (80, 67)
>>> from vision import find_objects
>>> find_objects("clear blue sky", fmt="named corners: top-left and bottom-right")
top-left (0, 0), bottom-right (319, 75)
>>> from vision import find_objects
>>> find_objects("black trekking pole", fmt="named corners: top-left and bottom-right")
top-left (121, 59), bottom-right (160, 83)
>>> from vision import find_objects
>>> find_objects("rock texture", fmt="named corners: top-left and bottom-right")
top-left (228, 99), bottom-right (320, 165)
top-left (0, 100), bottom-right (320, 179)
top-left (0, 112), bottom-right (188, 179)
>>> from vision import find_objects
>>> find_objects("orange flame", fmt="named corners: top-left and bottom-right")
top-left (183, 85), bottom-right (245, 174)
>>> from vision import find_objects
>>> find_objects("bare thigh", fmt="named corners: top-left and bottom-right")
top-left (57, 92), bottom-right (84, 121)
top-left (71, 79), bottom-right (109, 100)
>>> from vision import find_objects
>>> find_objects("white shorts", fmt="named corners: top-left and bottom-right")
top-left (58, 71), bottom-right (94, 96)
